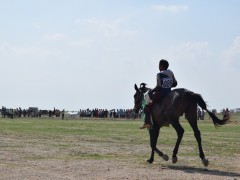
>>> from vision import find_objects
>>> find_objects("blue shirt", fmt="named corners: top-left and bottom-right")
top-left (156, 69), bottom-right (177, 96)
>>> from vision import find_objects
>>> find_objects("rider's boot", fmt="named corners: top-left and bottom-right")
top-left (139, 105), bottom-right (151, 129)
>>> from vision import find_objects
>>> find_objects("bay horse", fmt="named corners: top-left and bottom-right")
top-left (134, 83), bottom-right (230, 166)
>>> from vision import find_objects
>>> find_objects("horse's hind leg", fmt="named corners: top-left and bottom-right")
top-left (188, 120), bottom-right (209, 167)
top-left (155, 147), bottom-right (169, 161)
top-left (170, 118), bottom-right (184, 164)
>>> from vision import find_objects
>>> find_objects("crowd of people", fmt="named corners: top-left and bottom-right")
top-left (0, 106), bottom-right (62, 119)
top-left (0, 106), bottom-right (140, 119)
top-left (0, 105), bottom-right (232, 120)
top-left (79, 108), bottom-right (138, 119)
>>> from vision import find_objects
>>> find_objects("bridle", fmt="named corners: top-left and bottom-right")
top-left (134, 90), bottom-right (144, 113)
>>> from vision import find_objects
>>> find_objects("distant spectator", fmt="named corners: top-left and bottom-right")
top-left (223, 108), bottom-right (230, 119)
top-left (197, 108), bottom-right (202, 120)
top-left (62, 109), bottom-right (65, 119)
top-left (201, 110), bottom-right (205, 120)
top-left (38, 110), bottom-right (42, 117)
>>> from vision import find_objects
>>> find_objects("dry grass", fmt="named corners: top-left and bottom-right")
top-left (0, 117), bottom-right (239, 179)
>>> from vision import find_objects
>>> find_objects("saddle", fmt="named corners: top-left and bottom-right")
top-left (148, 91), bottom-right (164, 104)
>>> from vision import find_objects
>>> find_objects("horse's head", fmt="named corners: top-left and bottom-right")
top-left (133, 83), bottom-right (149, 113)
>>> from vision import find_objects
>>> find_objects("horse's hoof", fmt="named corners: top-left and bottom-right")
top-left (172, 156), bottom-right (178, 164)
top-left (147, 159), bottom-right (153, 164)
top-left (162, 154), bottom-right (169, 161)
top-left (202, 159), bottom-right (209, 167)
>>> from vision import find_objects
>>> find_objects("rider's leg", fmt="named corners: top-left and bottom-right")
top-left (139, 104), bottom-right (152, 129)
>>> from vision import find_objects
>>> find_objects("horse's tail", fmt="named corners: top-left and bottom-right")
top-left (191, 92), bottom-right (230, 127)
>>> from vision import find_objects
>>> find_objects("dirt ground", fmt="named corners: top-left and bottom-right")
top-left (0, 118), bottom-right (240, 180)
top-left (1, 158), bottom-right (240, 180)
top-left (1, 137), bottom-right (239, 180)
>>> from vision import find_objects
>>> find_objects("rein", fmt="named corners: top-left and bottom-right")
top-left (135, 92), bottom-right (144, 111)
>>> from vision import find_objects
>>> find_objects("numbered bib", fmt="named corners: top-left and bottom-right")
top-left (162, 77), bottom-right (173, 88)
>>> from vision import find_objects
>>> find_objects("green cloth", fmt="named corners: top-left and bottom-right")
top-left (141, 97), bottom-right (146, 110)
top-left (141, 97), bottom-right (146, 121)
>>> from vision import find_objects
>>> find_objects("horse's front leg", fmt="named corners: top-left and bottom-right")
top-left (147, 147), bottom-right (154, 164)
top-left (147, 127), bottom-right (168, 163)
top-left (147, 127), bottom-right (160, 163)
top-left (147, 128), bottom-right (156, 163)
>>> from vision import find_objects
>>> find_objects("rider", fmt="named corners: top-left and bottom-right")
top-left (139, 59), bottom-right (178, 129)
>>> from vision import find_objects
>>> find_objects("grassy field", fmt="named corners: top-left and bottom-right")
top-left (0, 115), bottom-right (239, 178)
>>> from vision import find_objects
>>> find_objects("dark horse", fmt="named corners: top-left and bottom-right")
top-left (134, 83), bottom-right (230, 167)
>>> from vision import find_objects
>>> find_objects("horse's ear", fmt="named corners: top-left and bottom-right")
top-left (134, 84), bottom-right (139, 91)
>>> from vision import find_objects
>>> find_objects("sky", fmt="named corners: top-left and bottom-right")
top-left (0, 0), bottom-right (240, 111)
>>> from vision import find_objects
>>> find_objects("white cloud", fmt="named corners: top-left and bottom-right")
top-left (0, 42), bottom-right (14, 56)
top-left (153, 4), bottom-right (189, 13)
top-left (43, 33), bottom-right (67, 41)
top-left (0, 42), bottom-right (32, 59)
top-left (74, 17), bottom-right (136, 38)
top-left (160, 41), bottom-right (212, 92)
top-left (164, 41), bottom-right (209, 63)
top-left (69, 38), bottom-right (93, 48)
top-left (33, 22), bottom-right (41, 29)
top-left (222, 36), bottom-right (240, 65)
top-left (0, 42), bottom-right (62, 61)
top-left (73, 18), bottom-right (81, 25)
top-left (84, 17), bottom-right (124, 36)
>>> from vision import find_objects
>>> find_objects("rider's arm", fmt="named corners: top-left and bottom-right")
top-left (172, 75), bottom-right (177, 87)
top-left (149, 86), bottom-right (160, 100)
top-left (151, 86), bottom-right (161, 93)
top-left (151, 74), bottom-right (161, 93)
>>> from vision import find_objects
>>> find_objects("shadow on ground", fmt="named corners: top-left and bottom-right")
top-left (165, 165), bottom-right (240, 178)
